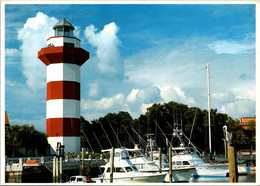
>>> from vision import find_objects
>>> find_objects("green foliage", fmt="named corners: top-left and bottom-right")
top-left (5, 125), bottom-right (48, 157)
top-left (80, 101), bottom-right (254, 154)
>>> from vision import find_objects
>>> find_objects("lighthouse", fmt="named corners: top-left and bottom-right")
top-left (38, 18), bottom-right (89, 154)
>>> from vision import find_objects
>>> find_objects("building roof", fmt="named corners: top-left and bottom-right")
top-left (53, 18), bottom-right (75, 30)
top-left (5, 111), bottom-right (10, 126)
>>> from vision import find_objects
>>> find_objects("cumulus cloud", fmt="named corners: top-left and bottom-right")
top-left (5, 48), bottom-right (20, 56)
top-left (220, 99), bottom-right (255, 119)
top-left (154, 84), bottom-right (195, 105)
top-left (207, 40), bottom-right (254, 54)
top-left (82, 93), bottom-right (126, 111)
top-left (140, 103), bottom-right (154, 114)
top-left (84, 22), bottom-right (122, 75)
top-left (126, 89), bottom-right (139, 103)
top-left (17, 12), bottom-right (58, 89)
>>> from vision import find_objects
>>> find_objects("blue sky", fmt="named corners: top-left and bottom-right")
top-left (4, 3), bottom-right (256, 132)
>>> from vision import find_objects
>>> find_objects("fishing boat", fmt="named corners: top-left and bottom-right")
top-left (171, 143), bottom-right (229, 177)
top-left (92, 148), bottom-right (167, 183)
top-left (128, 146), bottom-right (195, 182)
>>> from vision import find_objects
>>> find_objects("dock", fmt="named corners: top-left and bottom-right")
top-left (5, 155), bottom-right (105, 183)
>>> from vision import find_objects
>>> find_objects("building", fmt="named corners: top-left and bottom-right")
top-left (239, 117), bottom-right (256, 130)
top-left (38, 18), bottom-right (89, 154)
top-left (5, 111), bottom-right (10, 129)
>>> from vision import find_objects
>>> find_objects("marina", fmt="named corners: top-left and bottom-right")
top-left (4, 3), bottom-right (257, 185)
top-left (5, 150), bottom-right (255, 183)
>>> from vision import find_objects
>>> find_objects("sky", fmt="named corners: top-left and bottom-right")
top-left (3, 3), bottom-right (256, 132)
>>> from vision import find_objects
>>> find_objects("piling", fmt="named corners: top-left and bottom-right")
top-left (110, 147), bottom-right (115, 183)
top-left (227, 143), bottom-right (238, 182)
top-left (59, 156), bottom-right (63, 183)
top-left (55, 156), bottom-right (59, 183)
top-left (168, 147), bottom-right (172, 183)
top-left (158, 148), bottom-right (162, 173)
top-left (52, 157), bottom-right (56, 183)
top-left (81, 147), bottom-right (85, 175)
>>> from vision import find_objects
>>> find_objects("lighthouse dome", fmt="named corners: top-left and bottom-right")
top-left (53, 18), bottom-right (74, 37)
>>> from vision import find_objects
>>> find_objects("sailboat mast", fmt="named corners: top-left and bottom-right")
top-left (206, 63), bottom-right (212, 156)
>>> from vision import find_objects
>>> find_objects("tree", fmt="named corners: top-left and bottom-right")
top-left (5, 125), bottom-right (48, 157)
top-left (5, 125), bottom-right (23, 157)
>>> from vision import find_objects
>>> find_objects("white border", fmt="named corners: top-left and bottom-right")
top-left (1, 1), bottom-right (258, 186)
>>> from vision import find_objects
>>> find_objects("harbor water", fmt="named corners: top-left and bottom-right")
top-left (190, 173), bottom-right (256, 183)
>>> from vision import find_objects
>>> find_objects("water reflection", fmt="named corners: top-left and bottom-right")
top-left (190, 174), bottom-right (255, 183)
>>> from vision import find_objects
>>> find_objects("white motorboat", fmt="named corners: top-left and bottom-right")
top-left (92, 148), bottom-right (167, 183)
top-left (128, 147), bottom-right (195, 182)
top-left (171, 148), bottom-right (229, 177)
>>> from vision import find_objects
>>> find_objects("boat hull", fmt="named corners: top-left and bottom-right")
top-left (193, 164), bottom-right (228, 177)
top-left (164, 167), bottom-right (195, 182)
top-left (92, 173), bottom-right (166, 183)
top-left (238, 165), bottom-right (250, 175)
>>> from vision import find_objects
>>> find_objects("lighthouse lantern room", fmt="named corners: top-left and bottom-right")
top-left (38, 18), bottom-right (89, 154)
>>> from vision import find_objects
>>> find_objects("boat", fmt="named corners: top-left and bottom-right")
top-left (66, 175), bottom-right (88, 183)
top-left (128, 146), bottom-right (195, 182)
top-left (171, 143), bottom-right (229, 177)
top-left (92, 148), bottom-right (167, 183)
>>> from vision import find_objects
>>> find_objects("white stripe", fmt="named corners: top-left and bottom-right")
top-left (47, 63), bottom-right (80, 83)
top-left (46, 99), bottom-right (80, 119)
top-left (48, 136), bottom-right (80, 154)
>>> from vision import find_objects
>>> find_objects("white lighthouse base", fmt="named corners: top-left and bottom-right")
top-left (48, 136), bottom-right (81, 155)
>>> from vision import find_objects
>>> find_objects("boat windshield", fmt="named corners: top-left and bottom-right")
top-left (70, 177), bottom-right (76, 181)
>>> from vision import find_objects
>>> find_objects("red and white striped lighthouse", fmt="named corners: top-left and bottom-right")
top-left (38, 18), bottom-right (89, 154)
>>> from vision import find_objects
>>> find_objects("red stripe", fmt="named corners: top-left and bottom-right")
top-left (38, 47), bottom-right (89, 66)
top-left (47, 36), bottom-right (81, 42)
top-left (46, 118), bottom-right (80, 137)
top-left (47, 81), bottom-right (80, 100)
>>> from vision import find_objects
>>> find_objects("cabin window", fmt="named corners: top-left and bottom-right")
top-left (183, 161), bottom-right (190, 165)
top-left (115, 167), bottom-right (125, 172)
top-left (77, 178), bottom-right (83, 182)
top-left (135, 164), bottom-right (141, 169)
top-left (106, 167), bottom-right (115, 172)
top-left (70, 177), bottom-right (76, 181)
top-left (125, 167), bottom-right (133, 172)
top-left (176, 161), bottom-right (182, 165)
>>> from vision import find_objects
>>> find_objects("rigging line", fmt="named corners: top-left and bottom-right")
top-left (128, 124), bottom-right (147, 147)
top-left (108, 122), bottom-right (122, 147)
top-left (130, 127), bottom-right (147, 147)
top-left (122, 125), bottom-right (136, 145)
top-left (189, 65), bottom-right (207, 143)
top-left (165, 120), bottom-right (188, 154)
top-left (189, 107), bottom-right (198, 144)
top-left (153, 120), bottom-right (173, 149)
top-left (99, 121), bottom-right (113, 147)
top-left (81, 129), bottom-right (103, 175)
top-left (81, 129), bottom-right (94, 151)
top-left (92, 131), bottom-right (103, 150)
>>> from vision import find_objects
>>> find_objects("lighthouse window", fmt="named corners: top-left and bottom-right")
top-left (56, 28), bottom-right (63, 36)
top-left (64, 42), bottom-right (75, 48)
top-left (64, 27), bottom-right (73, 37)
